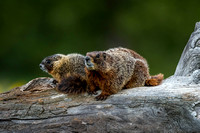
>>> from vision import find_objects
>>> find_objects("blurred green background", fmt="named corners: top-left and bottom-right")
top-left (0, 0), bottom-right (199, 93)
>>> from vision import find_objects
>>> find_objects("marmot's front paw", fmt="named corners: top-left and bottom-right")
top-left (56, 75), bottom-right (87, 94)
top-left (87, 90), bottom-right (98, 95)
top-left (95, 94), bottom-right (109, 101)
top-left (57, 79), bottom-right (86, 94)
top-left (52, 79), bottom-right (58, 84)
top-left (67, 88), bottom-right (84, 94)
top-left (57, 86), bottom-right (85, 94)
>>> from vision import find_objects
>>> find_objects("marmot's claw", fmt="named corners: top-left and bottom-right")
top-left (87, 90), bottom-right (98, 95)
top-left (57, 86), bottom-right (84, 94)
top-left (52, 80), bottom-right (58, 84)
top-left (95, 94), bottom-right (108, 101)
top-left (93, 92), bottom-right (98, 95)
top-left (64, 88), bottom-right (72, 94)
top-left (67, 88), bottom-right (83, 94)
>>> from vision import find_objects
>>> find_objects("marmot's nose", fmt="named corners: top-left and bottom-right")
top-left (85, 56), bottom-right (90, 62)
top-left (39, 64), bottom-right (43, 68)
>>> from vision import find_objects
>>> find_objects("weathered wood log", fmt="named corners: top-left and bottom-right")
top-left (175, 22), bottom-right (200, 77)
top-left (1, 22), bottom-right (200, 133)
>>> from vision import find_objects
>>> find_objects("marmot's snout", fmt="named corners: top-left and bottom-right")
top-left (39, 63), bottom-right (43, 70)
top-left (39, 62), bottom-right (48, 72)
top-left (85, 56), bottom-right (94, 70)
top-left (39, 58), bottom-right (54, 73)
top-left (85, 56), bottom-right (90, 62)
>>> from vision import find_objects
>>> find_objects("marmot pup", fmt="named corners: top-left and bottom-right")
top-left (40, 54), bottom-right (87, 94)
top-left (85, 47), bottom-right (163, 100)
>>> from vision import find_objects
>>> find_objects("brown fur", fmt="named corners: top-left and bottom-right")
top-left (40, 54), bottom-right (87, 94)
top-left (85, 47), bottom-right (163, 100)
top-left (124, 60), bottom-right (149, 88)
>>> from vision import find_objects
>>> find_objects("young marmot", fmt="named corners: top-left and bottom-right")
top-left (40, 54), bottom-right (87, 94)
top-left (85, 47), bottom-right (164, 100)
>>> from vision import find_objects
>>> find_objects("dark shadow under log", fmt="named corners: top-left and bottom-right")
top-left (1, 22), bottom-right (200, 133)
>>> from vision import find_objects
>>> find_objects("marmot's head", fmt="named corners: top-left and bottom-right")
top-left (39, 54), bottom-right (63, 74)
top-left (85, 51), bottom-right (111, 72)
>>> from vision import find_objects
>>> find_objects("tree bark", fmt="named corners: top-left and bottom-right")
top-left (1, 22), bottom-right (200, 133)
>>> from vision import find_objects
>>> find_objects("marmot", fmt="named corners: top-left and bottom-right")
top-left (40, 54), bottom-right (87, 94)
top-left (85, 47), bottom-right (164, 100)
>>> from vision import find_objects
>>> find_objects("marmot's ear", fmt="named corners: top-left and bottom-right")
top-left (54, 54), bottom-right (62, 60)
top-left (103, 52), bottom-right (106, 60)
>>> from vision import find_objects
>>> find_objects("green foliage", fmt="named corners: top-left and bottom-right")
top-left (0, 0), bottom-right (200, 92)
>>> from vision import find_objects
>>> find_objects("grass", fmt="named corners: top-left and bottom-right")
top-left (0, 80), bottom-right (26, 93)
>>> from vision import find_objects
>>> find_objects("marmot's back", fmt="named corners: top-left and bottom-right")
top-left (107, 47), bottom-right (146, 60)
top-left (62, 54), bottom-right (86, 79)
top-left (105, 48), bottom-right (140, 91)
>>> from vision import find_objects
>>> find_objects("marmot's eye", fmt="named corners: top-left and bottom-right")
top-left (103, 53), bottom-right (106, 59)
top-left (96, 54), bottom-right (100, 58)
top-left (46, 60), bottom-right (51, 64)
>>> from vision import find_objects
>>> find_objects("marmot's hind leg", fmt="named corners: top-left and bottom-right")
top-left (125, 60), bottom-right (149, 88)
top-left (56, 75), bottom-right (87, 94)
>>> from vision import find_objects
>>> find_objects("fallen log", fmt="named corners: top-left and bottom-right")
top-left (1, 22), bottom-right (200, 133)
